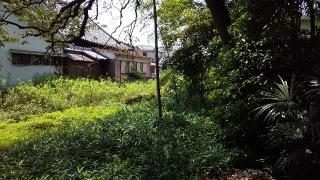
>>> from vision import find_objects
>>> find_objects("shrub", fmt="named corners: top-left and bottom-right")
top-left (254, 77), bottom-right (320, 178)
top-left (32, 73), bottom-right (57, 85)
top-left (161, 69), bottom-right (208, 114)
top-left (130, 69), bottom-right (145, 80)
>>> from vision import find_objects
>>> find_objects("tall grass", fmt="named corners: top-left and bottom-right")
top-left (0, 106), bottom-right (121, 149)
top-left (0, 77), bottom-right (155, 121)
top-left (0, 77), bottom-right (155, 149)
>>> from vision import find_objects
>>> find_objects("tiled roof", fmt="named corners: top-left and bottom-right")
top-left (83, 20), bottom-right (132, 50)
top-left (65, 47), bottom-right (108, 60)
top-left (81, 20), bottom-right (151, 60)
top-left (137, 45), bottom-right (167, 52)
top-left (10, 49), bottom-right (65, 57)
top-left (66, 53), bottom-right (96, 62)
top-left (93, 48), bottom-right (116, 60)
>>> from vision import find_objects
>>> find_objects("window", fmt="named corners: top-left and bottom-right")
top-left (11, 53), bottom-right (63, 66)
top-left (12, 54), bottom-right (31, 65)
top-left (31, 55), bottom-right (42, 65)
top-left (143, 52), bottom-right (147, 57)
top-left (140, 63), bottom-right (144, 72)
top-left (125, 61), bottom-right (130, 73)
top-left (42, 56), bottom-right (51, 65)
top-left (50, 56), bottom-right (64, 66)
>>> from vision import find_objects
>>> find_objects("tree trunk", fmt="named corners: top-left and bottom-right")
top-left (153, 0), bottom-right (163, 119)
top-left (205, 0), bottom-right (232, 45)
top-left (307, 0), bottom-right (316, 41)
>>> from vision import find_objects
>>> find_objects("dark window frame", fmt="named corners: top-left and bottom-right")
top-left (11, 53), bottom-right (64, 66)
top-left (125, 61), bottom-right (130, 73)
top-left (31, 55), bottom-right (42, 65)
top-left (140, 63), bottom-right (144, 72)
top-left (12, 53), bottom-right (31, 65)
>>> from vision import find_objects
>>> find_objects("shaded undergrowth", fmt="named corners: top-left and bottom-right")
top-left (0, 101), bottom-right (237, 179)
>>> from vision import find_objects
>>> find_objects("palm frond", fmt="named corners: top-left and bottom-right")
top-left (255, 76), bottom-right (299, 123)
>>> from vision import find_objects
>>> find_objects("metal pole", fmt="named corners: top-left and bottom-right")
top-left (153, 0), bottom-right (162, 119)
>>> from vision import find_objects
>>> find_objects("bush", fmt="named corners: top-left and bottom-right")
top-left (32, 73), bottom-right (57, 85)
top-left (161, 69), bottom-right (208, 114)
top-left (0, 101), bottom-right (237, 179)
top-left (130, 69), bottom-right (145, 80)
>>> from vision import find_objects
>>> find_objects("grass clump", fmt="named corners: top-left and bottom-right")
top-left (0, 101), bottom-right (237, 179)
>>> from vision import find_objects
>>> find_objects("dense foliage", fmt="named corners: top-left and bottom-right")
top-left (159, 0), bottom-right (320, 178)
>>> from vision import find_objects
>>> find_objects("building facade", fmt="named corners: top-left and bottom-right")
top-left (138, 45), bottom-right (171, 77)
top-left (0, 6), bottom-right (61, 84)
top-left (0, 8), bottom-right (153, 84)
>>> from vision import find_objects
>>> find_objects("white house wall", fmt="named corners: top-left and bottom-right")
top-left (0, 7), bottom-right (55, 84)
top-left (144, 51), bottom-right (167, 61)
top-left (116, 55), bottom-right (151, 63)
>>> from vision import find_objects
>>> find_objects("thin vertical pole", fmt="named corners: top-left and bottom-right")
top-left (153, 0), bottom-right (162, 119)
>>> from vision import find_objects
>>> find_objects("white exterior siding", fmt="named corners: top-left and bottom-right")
top-left (143, 50), bottom-right (167, 62)
top-left (0, 8), bottom-right (55, 84)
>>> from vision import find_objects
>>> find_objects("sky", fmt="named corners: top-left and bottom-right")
top-left (94, 0), bottom-right (155, 46)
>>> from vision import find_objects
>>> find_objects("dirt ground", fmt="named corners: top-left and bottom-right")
top-left (223, 169), bottom-right (274, 180)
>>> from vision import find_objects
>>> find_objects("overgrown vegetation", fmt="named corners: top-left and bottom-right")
top-left (2, 0), bottom-right (320, 179)
top-left (0, 77), bottom-right (155, 122)
top-left (0, 79), bottom-right (237, 178)
top-left (159, 0), bottom-right (320, 178)
top-left (0, 106), bottom-right (121, 149)
top-left (0, 77), bottom-right (155, 149)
